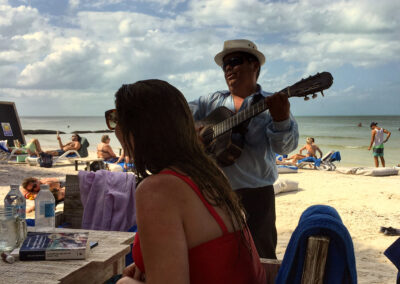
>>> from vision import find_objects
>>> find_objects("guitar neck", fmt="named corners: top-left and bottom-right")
top-left (211, 99), bottom-right (268, 138)
top-left (210, 72), bottom-right (333, 139)
top-left (211, 87), bottom-right (292, 138)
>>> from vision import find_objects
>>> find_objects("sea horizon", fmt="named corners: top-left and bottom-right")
top-left (18, 115), bottom-right (400, 169)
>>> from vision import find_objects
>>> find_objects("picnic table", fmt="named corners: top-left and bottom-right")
top-left (0, 227), bottom-right (135, 284)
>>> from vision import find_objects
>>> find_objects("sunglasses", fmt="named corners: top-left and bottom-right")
top-left (222, 56), bottom-right (245, 72)
top-left (105, 109), bottom-right (118, 130)
top-left (27, 182), bottom-right (38, 192)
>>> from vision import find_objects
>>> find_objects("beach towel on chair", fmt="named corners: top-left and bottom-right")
top-left (276, 205), bottom-right (357, 284)
top-left (330, 151), bottom-right (341, 162)
top-left (78, 170), bottom-right (136, 231)
top-left (298, 156), bottom-right (322, 167)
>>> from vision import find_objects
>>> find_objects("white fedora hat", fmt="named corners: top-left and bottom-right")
top-left (214, 39), bottom-right (266, 67)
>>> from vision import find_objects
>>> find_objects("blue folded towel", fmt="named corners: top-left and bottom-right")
top-left (298, 156), bottom-right (321, 167)
top-left (276, 205), bottom-right (357, 284)
top-left (275, 154), bottom-right (288, 161)
top-left (0, 144), bottom-right (10, 153)
top-left (384, 237), bottom-right (400, 283)
top-left (331, 151), bottom-right (341, 162)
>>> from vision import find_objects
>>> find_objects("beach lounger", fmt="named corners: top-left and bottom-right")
top-left (297, 150), bottom-right (341, 171)
top-left (0, 140), bottom-right (28, 162)
top-left (53, 137), bottom-right (90, 165)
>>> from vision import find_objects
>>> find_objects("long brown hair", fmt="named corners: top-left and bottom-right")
top-left (115, 79), bottom-right (248, 240)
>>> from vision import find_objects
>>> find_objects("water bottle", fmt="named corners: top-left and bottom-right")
top-left (0, 207), bottom-right (25, 252)
top-left (4, 184), bottom-right (26, 219)
top-left (34, 184), bottom-right (55, 231)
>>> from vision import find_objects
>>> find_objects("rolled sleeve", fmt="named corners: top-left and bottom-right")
top-left (267, 114), bottom-right (299, 155)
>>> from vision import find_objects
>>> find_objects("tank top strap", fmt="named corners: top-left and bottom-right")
top-left (159, 170), bottom-right (229, 235)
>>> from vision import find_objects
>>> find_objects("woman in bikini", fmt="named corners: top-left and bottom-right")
top-left (97, 134), bottom-right (118, 162)
top-left (107, 80), bottom-right (266, 284)
top-left (281, 137), bottom-right (323, 165)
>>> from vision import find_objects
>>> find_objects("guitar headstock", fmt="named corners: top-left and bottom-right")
top-left (282, 72), bottom-right (333, 100)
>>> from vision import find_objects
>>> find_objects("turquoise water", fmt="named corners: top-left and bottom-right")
top-left (20, 115), bottom-right (400, 168)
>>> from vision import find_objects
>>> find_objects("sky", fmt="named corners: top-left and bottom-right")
top-left (0, 0), bottom-right (399, 116)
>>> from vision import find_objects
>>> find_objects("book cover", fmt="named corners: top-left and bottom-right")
top-left (19, 232), bottom-right (89, 261)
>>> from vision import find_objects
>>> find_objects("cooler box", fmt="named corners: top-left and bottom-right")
top-left (16, 154), bottom-right (28, 163)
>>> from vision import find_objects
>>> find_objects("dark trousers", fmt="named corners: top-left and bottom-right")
top-left (235, 185), bottom-right (277, 259)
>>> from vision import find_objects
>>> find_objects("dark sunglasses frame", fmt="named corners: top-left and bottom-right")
top-left (222, 56), bottom-right (245, 72)
top-left (27, 182), bottom-right (38, 192)
top-left (105, 109), bottom-right (117, 130)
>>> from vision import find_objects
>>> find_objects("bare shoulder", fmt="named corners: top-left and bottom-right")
top-left (136, 173), bottom-right (188, 206)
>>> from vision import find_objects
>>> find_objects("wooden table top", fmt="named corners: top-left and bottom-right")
top-left (0, 227), bottom-right (135, 284)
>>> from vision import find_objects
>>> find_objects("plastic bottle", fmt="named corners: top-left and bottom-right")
top-left (4, 184), bottom-right (26, 219)
top-left (34, 184), bottom-right (55, 231)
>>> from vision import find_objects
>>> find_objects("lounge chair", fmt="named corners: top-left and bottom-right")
top-left (53, 137), bottom-right (89, 164)
top-left (0, 140), bottom-right (28, 162)
top-left (297, 150), bottom-right (341, 171)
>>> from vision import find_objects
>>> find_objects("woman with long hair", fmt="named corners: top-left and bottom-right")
top-left (107, 80), bottom-right (265, 284)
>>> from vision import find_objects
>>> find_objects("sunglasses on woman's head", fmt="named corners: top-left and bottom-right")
top-left (105, 109), bottom-right (117, 130)
top-left (222, 56), bottom-right (245, 72)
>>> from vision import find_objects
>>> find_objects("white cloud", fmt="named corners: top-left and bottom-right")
top-left (69, 0), bottom-right (80, 10)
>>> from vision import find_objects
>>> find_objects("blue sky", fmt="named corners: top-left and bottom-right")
top-left (1, 0), bottom-right (399, 116)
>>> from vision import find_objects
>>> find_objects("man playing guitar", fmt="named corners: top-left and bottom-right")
top-left (189, 39), bottom-right (299, 259)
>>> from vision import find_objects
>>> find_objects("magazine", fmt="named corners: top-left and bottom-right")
top-left (19, 232), bottom-right (89, 261)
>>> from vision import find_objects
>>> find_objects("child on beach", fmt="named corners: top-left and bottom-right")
top-left (368, 122), bottom-right (391, 167)
top-left (108, 80), bottom-right (266, 284)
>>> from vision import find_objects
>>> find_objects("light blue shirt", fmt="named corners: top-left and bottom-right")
top-left (189, 85), bottom-right (299, 190)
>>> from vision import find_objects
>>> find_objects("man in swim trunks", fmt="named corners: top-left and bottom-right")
top-left (368, 122), bottom-right (391, 167)
top-left (45, 133), bottom-right (81, 156)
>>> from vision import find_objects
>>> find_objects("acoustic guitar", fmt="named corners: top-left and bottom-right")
top-left (199, 71), bottom-right (334, 167)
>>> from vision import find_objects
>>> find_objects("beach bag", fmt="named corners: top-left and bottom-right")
top-left (38, 152), bottom-right (53, 168)
top-left (89, 160), bottom-right (106, 172)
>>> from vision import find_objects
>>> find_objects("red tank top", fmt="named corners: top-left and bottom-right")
top-left (132, 170), bottom-right (266, 284)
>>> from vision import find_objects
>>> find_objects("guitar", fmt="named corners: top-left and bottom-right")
top-left (199, 71), bottom-right (334, 167)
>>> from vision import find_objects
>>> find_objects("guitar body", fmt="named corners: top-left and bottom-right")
top-left (201, 106), bottom-right (243, 167)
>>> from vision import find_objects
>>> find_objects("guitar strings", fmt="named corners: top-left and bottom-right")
top-left (201, 100), bottom-right (266, 140)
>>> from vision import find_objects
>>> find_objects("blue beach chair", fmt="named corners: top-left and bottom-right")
top-left (297, 151), bottom-right (341, 170)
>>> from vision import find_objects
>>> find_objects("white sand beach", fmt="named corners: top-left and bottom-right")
top-left (0, 153), bottom-right (399, 283)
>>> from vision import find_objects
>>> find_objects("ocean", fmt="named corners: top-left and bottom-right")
top-left (20, 115), bottom-right (400, 168)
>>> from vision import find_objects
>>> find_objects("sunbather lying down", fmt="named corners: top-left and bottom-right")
top-left (21, 177), bottom-right (65, 213)
top-left (4, 138), bottom-right (43, 156)
top-left (45, 133), bottom-right (81, 156)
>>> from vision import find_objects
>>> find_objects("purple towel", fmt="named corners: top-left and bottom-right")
top-left (78, 170), bottom-right (136, 231)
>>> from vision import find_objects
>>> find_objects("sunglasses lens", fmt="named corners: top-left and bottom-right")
top-left (222, 57), bottom-right (244, 72)
top-left (105, 110), bottom-right (117, 130)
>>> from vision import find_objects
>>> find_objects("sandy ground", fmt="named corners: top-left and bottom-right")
top-left (1, 155), bottom-right (399, 283)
